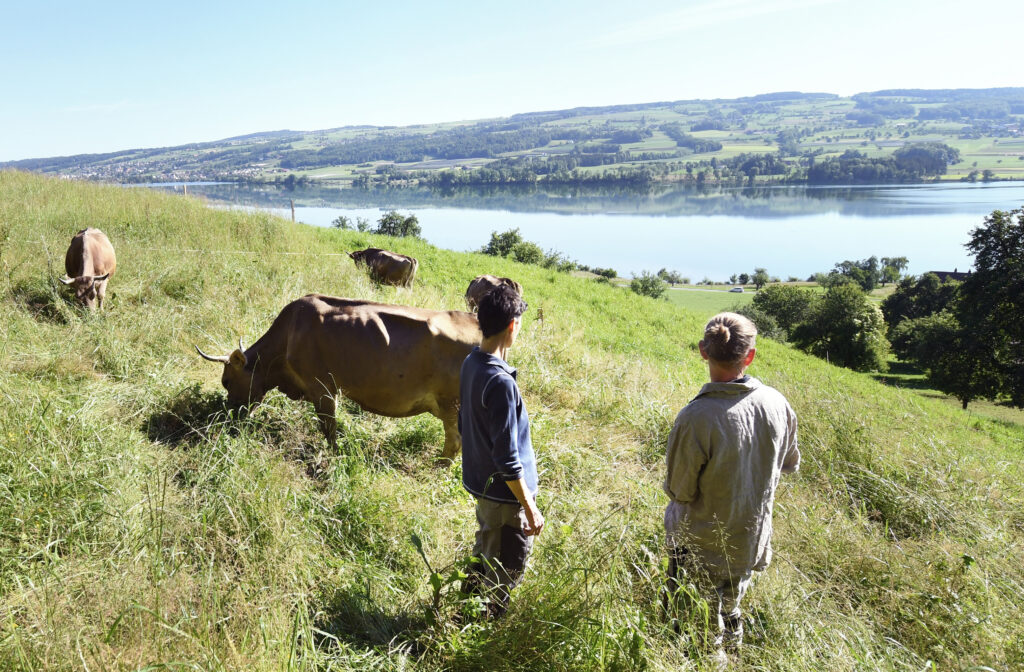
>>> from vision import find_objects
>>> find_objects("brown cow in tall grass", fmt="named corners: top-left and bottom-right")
top-left (60, 228), bottom-right (116, 310)
top-left (197, 294), bottom-right (481, 457)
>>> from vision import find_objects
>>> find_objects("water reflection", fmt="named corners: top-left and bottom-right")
top-left (145, 181), bottom-right (1024, 279)
top-left (157, 181), bottom-right (1024, 219)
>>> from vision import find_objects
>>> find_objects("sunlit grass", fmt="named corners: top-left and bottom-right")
top-left (0, 170), bottom-right (1021, 671)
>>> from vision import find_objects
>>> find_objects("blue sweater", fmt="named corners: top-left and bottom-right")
top-left (459, 347), bottom-right (538, 504)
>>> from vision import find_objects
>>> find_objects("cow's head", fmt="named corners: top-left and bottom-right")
top-left (59, 273), bottom-right (109, 309)
top-left (195, 340), bottom-right (268, 407)
top-left (349, 250), bottom-right (367, 264)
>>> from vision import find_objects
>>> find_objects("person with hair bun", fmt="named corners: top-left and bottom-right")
top-left (663, 312), bottom-right (800, 661)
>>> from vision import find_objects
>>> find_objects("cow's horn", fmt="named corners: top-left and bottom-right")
top-left (195, 345), bottom-right (230, 363)
top-left (58, 275), bottom-right (74, 285)
top-left (92, 272), bottom-right (110, 281)
top-left (238, 337), bottom-right (246, 352)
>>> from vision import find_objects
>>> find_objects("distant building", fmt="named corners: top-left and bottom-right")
top-left (929, 269), bottom-right (971, 282)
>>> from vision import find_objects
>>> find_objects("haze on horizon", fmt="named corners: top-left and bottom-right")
top-left (3, 0), bottom-right (1021, 162)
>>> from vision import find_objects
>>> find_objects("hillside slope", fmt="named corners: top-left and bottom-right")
top-left (4, 88), bottom-right (1023, 185)
top-left (0, 170), bottom-right (1021, 671)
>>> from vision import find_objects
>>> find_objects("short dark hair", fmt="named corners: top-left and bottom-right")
top-left (477, 285), bottom-right (528, 337)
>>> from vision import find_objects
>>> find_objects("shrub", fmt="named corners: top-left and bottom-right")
top-left (733, 304), bottom-right (784, 341)
top-left (630, 271), bottom-right (667, 299)
top-left (481, 228), bottom-right (524, 257)
top-left (511, 241), bottom-right (544, 265)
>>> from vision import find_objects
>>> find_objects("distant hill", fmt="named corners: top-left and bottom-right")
top-left (4, 87), bottom-right (1023, 186)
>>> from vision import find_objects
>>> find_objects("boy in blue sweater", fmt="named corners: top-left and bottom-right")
top-left (459, 285), bottom-right (543, 618)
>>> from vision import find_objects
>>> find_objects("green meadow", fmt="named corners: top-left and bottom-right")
top-left (662, 288), bottom-right (754, 317)
top-left (1, 171), bottom-right (1022, 671)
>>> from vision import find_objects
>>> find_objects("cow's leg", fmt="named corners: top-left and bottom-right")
top-left (96, 280), bottom-right (107, 310)
top-left (313, 394), bottom-right (338, 449)
top-left (439, 406), bottom-right (461, 460)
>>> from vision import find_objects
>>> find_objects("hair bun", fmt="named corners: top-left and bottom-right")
top-left (702, 312), bottom-right (756, 365)
top-left (709, 324), bottom-right (730, 342)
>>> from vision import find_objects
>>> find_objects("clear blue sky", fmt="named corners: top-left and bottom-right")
top-left (2, 0), bottom-right (1021, 161)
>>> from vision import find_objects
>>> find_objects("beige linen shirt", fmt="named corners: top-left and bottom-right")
top-left (664, 376), bottom-right (799, 578)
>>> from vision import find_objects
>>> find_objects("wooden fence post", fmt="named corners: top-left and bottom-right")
top-left (290, 200), bottom-right (295, 222)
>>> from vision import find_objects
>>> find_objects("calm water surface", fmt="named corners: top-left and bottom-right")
top-left (155, 182), bottom-right (1024, 280)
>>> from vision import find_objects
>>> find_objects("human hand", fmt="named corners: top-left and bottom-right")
top-left (522, 502), bottom-right (545, 536)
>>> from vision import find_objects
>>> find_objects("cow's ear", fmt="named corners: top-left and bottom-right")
top-left (229, 349), bottom-right (247, 369)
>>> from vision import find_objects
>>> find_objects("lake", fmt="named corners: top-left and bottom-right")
top-left (150, 181), bottom-right (1024, 281)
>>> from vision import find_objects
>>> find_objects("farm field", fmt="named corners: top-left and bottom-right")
top-left (6, 88), bottom-right (1022, 187)
top-left (0, 171), bottom-right (1022, 671)
top-left (663, 287), bottom-right (754, 317)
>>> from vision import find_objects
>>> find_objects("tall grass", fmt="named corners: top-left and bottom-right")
top-left (0, 170), bottom-right (1021, 670)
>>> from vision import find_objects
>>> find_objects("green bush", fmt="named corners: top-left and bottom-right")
top-left (630, 271), bottom-right (667, 299)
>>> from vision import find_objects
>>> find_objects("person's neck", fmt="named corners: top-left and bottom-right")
top-left (707, 362), bottom-right (745, 383)
top-left (480, 335), bottom-right (510, 362)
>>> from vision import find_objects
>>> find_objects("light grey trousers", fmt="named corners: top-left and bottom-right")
top-left (664, 545), bottom-right (752, 650)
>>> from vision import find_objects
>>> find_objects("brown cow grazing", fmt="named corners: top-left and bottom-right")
top-left (465, 274), bottom-right (524, 312)
top-left (196, 294), bottom-right (481, 457)
top-left (349, 248), bottom-right (418, 288)
top-left (60, 228), bottom-right (117, 310)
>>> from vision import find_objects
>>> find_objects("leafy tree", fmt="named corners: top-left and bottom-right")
top-left (790, 283), bottom-right (890, 371)
top-left (482, 228), bottom-right (524, 257)
top-left (331, 215), bottom-right (351, 230)
top-left (879, 256), bottom-right (909, 285)
top-left (630, 271), bottom-right (667, 299)
top-left (831, 256), bottom-right (880, 291)
top-left (729, 274), bottom-right (738, 284)
top-left (375, 210), bottom-right (421, 237)
top-left (511, 241), bottom-right (544, 265)
top-left (892, 143), bottom-right (960, 174)
top-left (752, 284), bottom-right (816, 334)
top-left (355, 217), bottom-right (371, 232)
top-left (738, 273), bottom-right (750, 285)
top-left (957, 207), bottom-right (1024, 406)
top-left (891, 312), bottom-right (999, 409)
top-left (733, 304), bottom-right (784, 341)
top-left (658, 268), bottom-right (684, 285)
top-left (881, 272), bottom-right (960, 339)
top-left (752, 268), bottom-right (769, 290)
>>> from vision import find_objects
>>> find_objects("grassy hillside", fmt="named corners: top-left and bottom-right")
top-left (5, 89), bottom-right (1023, 185)
top-left (0, 170), bottom-right (1021, 671)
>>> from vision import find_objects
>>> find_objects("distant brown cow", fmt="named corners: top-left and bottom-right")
top-left (465, 275), bottom-right (524, 311)
top-left (60, 228), bottom-right (117, 310)
top-left (349, 248), bottom-right (418, 287)
top-left (196, 294), bottom-right (481, 458)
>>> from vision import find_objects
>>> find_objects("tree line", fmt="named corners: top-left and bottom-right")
top-left (806, 143), bottom-right (960, 184)
top-left (741, 207), bottom-right (1023, 410)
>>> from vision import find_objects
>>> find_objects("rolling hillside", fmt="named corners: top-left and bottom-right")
top-left (0, 170), bottom-right (1021, 671)
top-left (3, 88), bottom-right (1024, 186)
